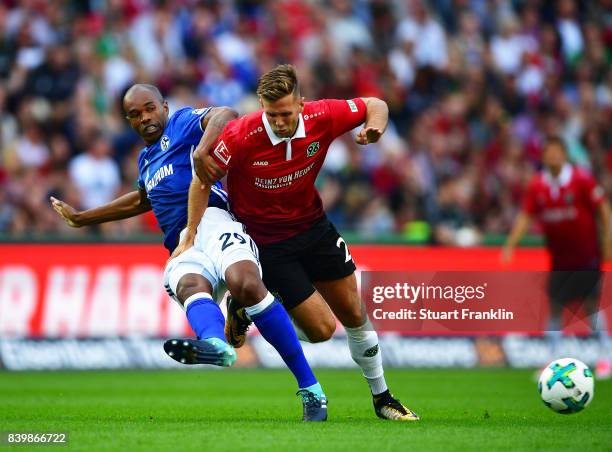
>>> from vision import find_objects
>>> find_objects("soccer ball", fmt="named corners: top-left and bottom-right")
top-left (538, 358), bottom-right (594, 414)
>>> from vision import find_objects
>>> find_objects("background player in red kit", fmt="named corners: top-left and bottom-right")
top-left (503, 136), bottom-right (612, 378)
top-left (183, 64), bottom-right (419, 421)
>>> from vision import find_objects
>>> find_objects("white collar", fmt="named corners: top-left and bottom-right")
top-left (261, 112), bottom-right (306, 145)
top-left (543, 163), bottom-right (572, 187)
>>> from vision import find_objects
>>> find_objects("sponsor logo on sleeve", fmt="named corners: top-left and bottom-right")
top-left (213, 140), bottom-right (232, 166)
top-left (347, 99), bottom-right (358, 112)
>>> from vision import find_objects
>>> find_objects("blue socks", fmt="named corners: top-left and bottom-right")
top-left (302, 382), bottom-right (324, 397)
top-left (185, 293), bottom-right (226, 342)
top-left (183, 290), bottom-right (320, 391)
top-left (245, 293), bottom-right (318, 389)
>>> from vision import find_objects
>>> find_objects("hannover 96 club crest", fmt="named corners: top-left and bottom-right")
top-left (306, 141), bottom-right (320, 157)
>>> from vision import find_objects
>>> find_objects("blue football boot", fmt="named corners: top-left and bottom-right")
top-left (164, 338), bottom-right (237, 367)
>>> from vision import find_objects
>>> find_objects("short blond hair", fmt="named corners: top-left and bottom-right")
top-left (256, 64), bottom-right (299, 102)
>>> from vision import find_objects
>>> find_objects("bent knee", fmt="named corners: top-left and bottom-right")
top-left (336, 304), bottom-right (368, 329)
top-left (175, 274), bottom-right (213, 305)
top-left (227, 274), bottom-right (267, 306)
top-left (306, 320), bottom-right (336, 343)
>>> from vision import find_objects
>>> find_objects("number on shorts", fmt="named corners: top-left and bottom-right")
top-left (219, 232), bottom-right (247, 251)
top-left (336, 237), bottom-right (352, 263)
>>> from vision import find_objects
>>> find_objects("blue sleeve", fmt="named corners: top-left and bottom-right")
top-left (171, 106), bottom-right (212, 144)
top-left (136, 150), bottom-right (146, 190)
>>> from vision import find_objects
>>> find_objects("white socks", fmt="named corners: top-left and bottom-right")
top-left (547, 316), bottom-right (563, 359)
top-left (244, 292), bottom-right (275, 318)
top-left (345, 318), bottom-right (388, 395)
top-left (592, 310), bottom-right (610, 356)
top-left (547, 311), bottom-right (610, 359)
top-left (183, 292), bottom-right (213, 310)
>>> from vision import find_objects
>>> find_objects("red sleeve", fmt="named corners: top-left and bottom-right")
top-left (522, 179), bottom-right (539, 215)
top-left (580, 171), bottom-right (605, 209)
top-left (210, 122), bottom-right (239, 171)
top-left (324, 98), bottom-right (367, 138)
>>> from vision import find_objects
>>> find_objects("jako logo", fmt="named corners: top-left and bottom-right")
top-left (253, 161), bottom-right (269, 166)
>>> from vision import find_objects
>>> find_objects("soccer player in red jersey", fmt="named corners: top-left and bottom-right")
top-left (181, 64), bottom-right (419, 420)
top-left (503, 136), bottom-right (611, 378)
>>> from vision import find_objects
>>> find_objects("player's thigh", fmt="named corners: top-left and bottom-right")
top-left (314, 273), bottom-right (366, 328)
top-left (198, 214), bottom-right (259, 274)
top-left (258, 241), bottom-right (337, 340)
top-left (288, 291), bottom-right (336, 342)
top-left (548, 270), bottom-right (602, 316)
top-left (225, 260), bottom-right (268, 306)
top-left (199, 216), bottom-right (267, 305)
top-left (163, 247), bottom-right (216, 306)
top-left (299, 218), bottom-right (356, 285)
top-left (574, 271), bottom-right (603, 317)
top-left (298, 219), bottom-right (364, 327)
top-left (258, 240), bottom-right (315, 310)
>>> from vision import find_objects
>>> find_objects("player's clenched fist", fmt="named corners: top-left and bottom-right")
top-left (355, 126), bottom-right (383, 145)
top-left (49, 196), bottom-right (81, 227)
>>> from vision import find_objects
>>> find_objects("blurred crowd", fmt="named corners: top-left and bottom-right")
top-left (1, 0), bottom-right (611, 245)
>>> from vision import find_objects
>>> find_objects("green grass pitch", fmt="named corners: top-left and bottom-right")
top-left (1, 368), bottom-right (610, 451)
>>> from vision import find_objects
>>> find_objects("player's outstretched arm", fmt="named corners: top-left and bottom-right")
top-left (169, 178), bottom-right (211, 260)
top-left (356, 97), bottom-right (389, 145)
top-left (50, 189), bottom-right (151, 227)
top-left (193, 107), bottom-right (237, 184)
top-left (502, 211), bottom-right (532, 264)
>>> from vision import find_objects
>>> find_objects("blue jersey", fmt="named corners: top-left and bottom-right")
top-left (136, 107), bottom-right (229, 253)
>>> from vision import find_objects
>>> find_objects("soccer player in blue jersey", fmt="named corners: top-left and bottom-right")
top-left (50, 84), bottom-right (327, 421)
